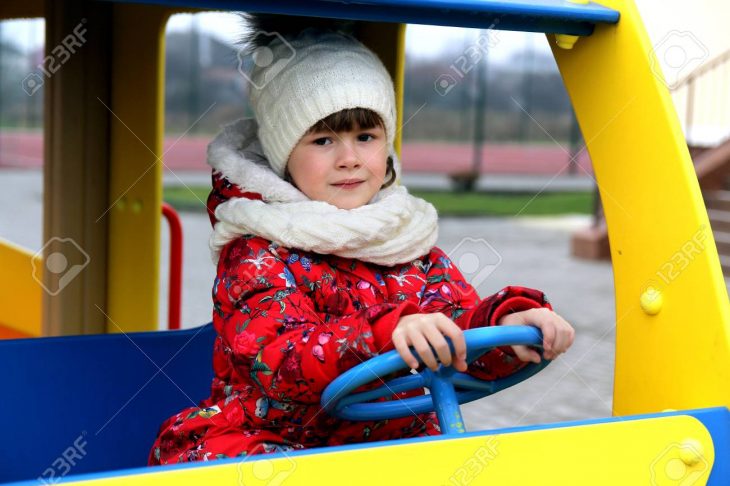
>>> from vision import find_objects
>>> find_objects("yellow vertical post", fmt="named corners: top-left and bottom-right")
top-left (550, 0), bottom-right (730, 414)
top-left (393, 24), bottom-right (407, 160)
top-left (358, 23), bottom-right (406, 178)
top-left (105, 4), bottom-right (170, 332)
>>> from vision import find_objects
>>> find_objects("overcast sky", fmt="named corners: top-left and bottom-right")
top-left (164, 11), bottom-right (548, 64)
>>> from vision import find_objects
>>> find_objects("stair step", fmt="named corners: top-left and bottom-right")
top-left (721, 255), bottom-right (730, 275)
top-left (707, 213), bottom-right (730, 276)
top-left (708, 209), bottom-right (730, 232)
top-left (716, 232), bottom-right (730, 255)
top-left (704, 191), bottom-right (730, 211)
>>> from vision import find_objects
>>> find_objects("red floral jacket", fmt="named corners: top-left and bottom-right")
top-left (150, 171), bottom-right (550, 464)
top-left (148, 172), bottom-right (552, 464)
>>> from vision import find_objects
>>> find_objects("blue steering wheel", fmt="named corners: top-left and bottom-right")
top-left (321, 325), bottom-right (550, 435)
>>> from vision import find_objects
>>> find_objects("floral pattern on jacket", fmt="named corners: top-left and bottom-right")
top-left (148, 172), bottom-right (552, 465)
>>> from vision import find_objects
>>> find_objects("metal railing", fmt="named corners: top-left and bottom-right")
top-left (671, 49), bottom-right (730, 146)
top-left (162, 203), bottom-right (183, 330)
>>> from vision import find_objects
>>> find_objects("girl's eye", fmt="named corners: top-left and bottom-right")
top-left (313, 137), bottom-right (332, 146)
top-left (358, 133), bottom-right (375, 142)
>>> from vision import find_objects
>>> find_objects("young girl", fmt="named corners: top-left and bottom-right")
top-left (149, 15), bottom-right (574, 464)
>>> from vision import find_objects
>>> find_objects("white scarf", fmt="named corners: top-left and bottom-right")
top-left (208, 119), bottom-right (439, 267)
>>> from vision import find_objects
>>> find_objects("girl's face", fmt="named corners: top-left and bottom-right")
top-left (287, 123), bottom-right (388, 210)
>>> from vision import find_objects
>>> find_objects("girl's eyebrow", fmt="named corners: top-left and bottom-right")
top-left (307, 129), bottom-right (336, 136)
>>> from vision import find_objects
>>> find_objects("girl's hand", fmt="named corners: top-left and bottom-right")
top-left (497, 308), bottom-right (575, 363)
top-left (392, 313), bottom-right (468, 372)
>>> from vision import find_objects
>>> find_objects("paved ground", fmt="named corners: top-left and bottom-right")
top-left (1, 167), bottom-right (616, 430)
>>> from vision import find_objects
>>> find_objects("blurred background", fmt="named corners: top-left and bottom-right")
top-left (0, 15), bottom-right (585, 172)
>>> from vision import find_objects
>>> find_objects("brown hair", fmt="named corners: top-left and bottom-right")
top-left (284, 108), bottom-right (396, 189)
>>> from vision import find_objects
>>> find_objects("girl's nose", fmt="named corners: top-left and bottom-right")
top-left (336, 140), bottom-right (362, 169)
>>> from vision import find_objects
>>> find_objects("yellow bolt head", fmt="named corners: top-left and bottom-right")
top-left (679, 439), bottom-right (703, 466)
top-left (555, 34), bottom-right (580, 50)
top-left (640, 286), bottom-right (663, 315)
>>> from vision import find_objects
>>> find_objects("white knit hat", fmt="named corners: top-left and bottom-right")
top-left (246, 31), bottom-right (397, 177)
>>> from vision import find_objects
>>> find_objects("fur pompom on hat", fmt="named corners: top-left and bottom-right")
top-left (239, 14), bottom-right (397, 177)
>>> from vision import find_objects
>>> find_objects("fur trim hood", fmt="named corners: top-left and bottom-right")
top-left (205, 118), bottom-right (438, 267)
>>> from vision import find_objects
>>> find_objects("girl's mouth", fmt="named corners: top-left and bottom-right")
top-left (332, 181), bottom-right (364, 189)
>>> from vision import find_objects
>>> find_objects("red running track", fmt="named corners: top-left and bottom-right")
top-left (0, 131), bottom-right (593, 174)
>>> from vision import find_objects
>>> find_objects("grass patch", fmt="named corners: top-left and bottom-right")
top-left (164, 186), bottom-right (210, 211)
top-left (163, 185), bottom-right (593, 216)
top-left (411, 190), bottom-right (593, 216)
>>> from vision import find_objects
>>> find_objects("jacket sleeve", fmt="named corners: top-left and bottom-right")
top-left (412, 246), bottom-right (553, 380)
top-left (213, 236), bottom-right (422, 404)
